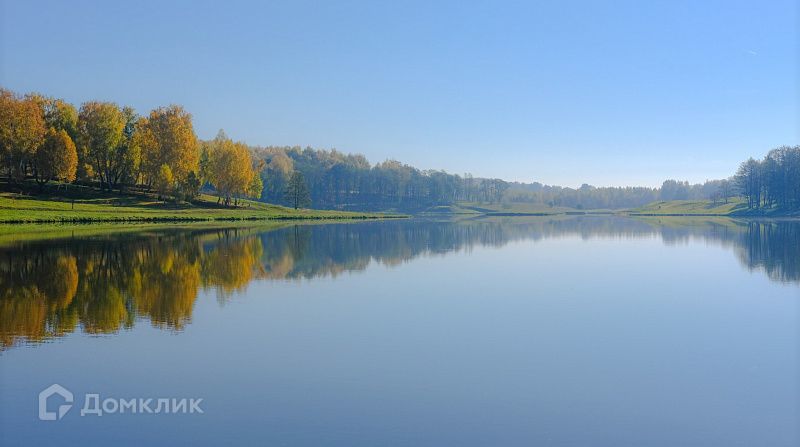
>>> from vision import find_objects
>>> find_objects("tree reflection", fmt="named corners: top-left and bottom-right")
top-left (202, 235), bottom-right (265, 301)
top-left (0, 253), bottom-right (78, 346)
top-left (734, 221), bottom-right (800, 283)
top-left (0, 229), bottom-right (264, 348)
top-left (0, 217), bottom-right (798, 349)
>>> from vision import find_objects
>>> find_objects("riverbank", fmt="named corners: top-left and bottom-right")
top-left (0, 192), bottom-right (405, 223)
top-left (420, 202), bottom-right (584, 216)
top-left (628, 199), bottom-right (800, 217)
top-left (420, 199), bottom-right (800, 218)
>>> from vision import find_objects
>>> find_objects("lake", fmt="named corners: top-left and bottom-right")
top-left (1, 216), bottom-right (797, 446)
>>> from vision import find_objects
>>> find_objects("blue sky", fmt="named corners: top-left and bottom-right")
top-left (1, 0), bottom-right (796, 186)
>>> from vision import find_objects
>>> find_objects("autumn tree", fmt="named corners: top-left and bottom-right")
top-left (27, 94), bottom-right (84, 184)
top-left (34, 128), bottom-right (78, 184)
top-left (27, 94), bottom-right (79, 140)
top-left (248, 174), bottom-right (264, 199)
top-left (285, 170), bottom-right (311, 209)
top-left (0, 89), bottom-right (46, 181)
top-left (136, 105), bottom-right (199, 193)
top-left (154, 164), bottom-right (174, 200)
top-left (77, 101), bottom-right (125, 189)
top-left (207, 131), bottom-right (259, 206)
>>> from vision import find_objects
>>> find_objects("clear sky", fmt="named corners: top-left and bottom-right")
top-left (1, 0), bottom-right (796, 187)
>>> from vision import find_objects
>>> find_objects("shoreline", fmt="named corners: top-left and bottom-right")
top-left (0, 213), bottom-right (406, 224)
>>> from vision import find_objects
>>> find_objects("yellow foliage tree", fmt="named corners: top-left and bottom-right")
top-left (208, 131), bottom-right (258, 206)
top-left (26, 93), bottom-right (79, 140)
top-left (154, 164), bottom-right (174, 200)
top-left (0, 89), bottom-right (46, 181)
top-left (136, 105), bottom-right (199, 191)
top-left (77, 101), bottom-right (125, 189)
top-left (34, 128), bottom-right (78, 184)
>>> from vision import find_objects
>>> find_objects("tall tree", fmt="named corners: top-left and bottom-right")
top-left (0, 89), bottom-right (46, 181)
top-left (27, 94), bottom-right (84, 181)
top-left (735, 158), bottom-right (763, 209)
top-left (137, 105), bottom-right (199, 190)
top-left (34, 128), bottom-right (78, 184)
top-left (285, 171), bottom-right (311, 209)
top-left (77, 101), bottom-right (125, 189)
top-left (27, 94), bottom-right (78, 141)
top-left (154, 164), bottom-right (174, 200)
top-left (719, 179), bottom-right (732, 204)
top-left (113, 107), bottom-right (142, 187)
top-left (247, 174), bottom-right (263, 200)
top-left (207, 131), bottom-right (257, 206)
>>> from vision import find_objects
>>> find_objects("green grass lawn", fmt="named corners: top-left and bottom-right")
top-left (0, 191), bottom-right (403, 223)
top-left (446, 202), bottom-right (571, 215)
top-left (630, 198), bottom-right (747, 215)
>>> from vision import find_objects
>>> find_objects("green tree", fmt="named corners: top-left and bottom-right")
top-left (198, 142), bottom-right (211, 186)
top-left (154, 164), bottom-right (174, 200)
top-left (247, 173), bottom-right (263, 199)
top-left (113, 107), bottom-right (142, 187)
top-left (735, 158), bottom-right (763, 209)
top-left (77, 101), bottom-right (125, 189)
top-left (183, 170), bottom-right (201, 200)
top-left (285, 171), bottom-right (311, 209)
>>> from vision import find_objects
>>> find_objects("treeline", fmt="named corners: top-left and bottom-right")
top-left (3, 88), bottom-right (796, 212)
top-left (252, 146), bottom-right (508, 210)
top-left (503, 179), bottom-right (736, 210)
top-left (0, 88), bottom-right (262, 205)
top-left (497, 147), bottom-right (800, 211)
top-left (733, 146), bottom-right (800, 210)
top-left (0, 87), bottom-right (511, 210)
top-left (251, 143), bottom-right (797, 211)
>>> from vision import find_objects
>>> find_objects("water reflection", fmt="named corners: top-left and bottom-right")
top-left (1, 216), bottom-right (798, 349)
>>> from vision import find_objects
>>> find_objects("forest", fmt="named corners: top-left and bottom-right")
top-left (1, 87), bottom-right (797, 212)
top-left (731, 148), bottom-right (800, 210)
top-left (248, 145), bottom-right (799, 212)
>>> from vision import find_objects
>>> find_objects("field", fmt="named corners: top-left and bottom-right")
top-left (0, 189), bottom-right (402, 223)
top-left (630, 198), bottom-right (748, 216)
top-left (422, 202), bottom-right (580, 216)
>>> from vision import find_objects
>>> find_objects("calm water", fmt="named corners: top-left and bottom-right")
top-left (0, 216), bottom-right (798, 446)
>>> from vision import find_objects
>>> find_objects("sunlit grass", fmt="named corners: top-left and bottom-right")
top-left (0, 191), bottom-right (404, 223)
top-left (631, 198), bottom-right (747, 215)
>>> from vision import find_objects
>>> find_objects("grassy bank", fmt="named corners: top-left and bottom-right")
top-left (629, 198), bottom-right (800, 217)
top-left (0, 191), bottom-right (404, 223)
top-left (427, 199), bottom-right (799, 218)
top-left (629, 199), bottom-right (746, 216)
top-left (422, 202), bottom-right (578, 216)
top-left (421, 202), bottom-right (617, 216)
